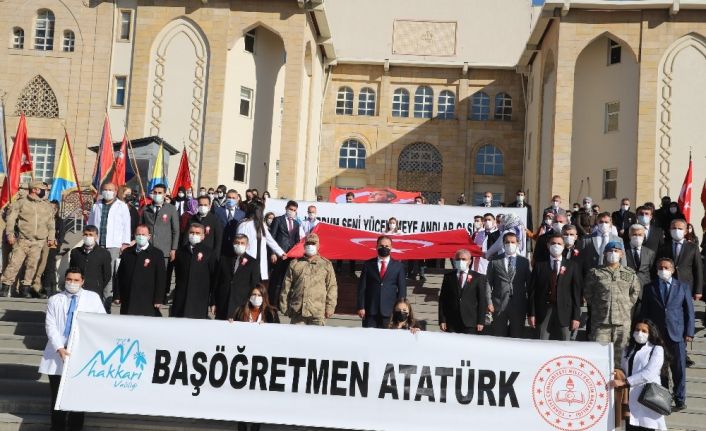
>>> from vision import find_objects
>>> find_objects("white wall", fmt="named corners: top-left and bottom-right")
top-left (570, 36), bottom-right (639, 211)
top-left (539, 53), bottom-right (556, 211)
top-left (108, 0), bottom-right (136, 139)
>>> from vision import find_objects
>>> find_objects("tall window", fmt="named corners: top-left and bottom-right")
top-left (28, 139), bottom-right (56, 183)
top-left (414, 86), bottom-right (433, 118)
top-left (119, 10), bottom-right (132, 41)
top-left (494, 92), bottom-right (512, 121)
top-left (234, 152), bottom-right (248, 182)
top-left (240, 87), bottom-right (254, 117)
top-left (475, 144), bottom-right (504, 176)
top-left (16, 75), bottom-right (59, 118)
top-left (603, 169), bottom-right (617, 199)
top-left (114, 76), bottom-right (127, 107)
top-left (35, 9), bottom-right (55, 51)
top-left (339, 139), bottom-right (366, 169)
top-left (608, 39), bottom-right (621, 65)
top-left (605, 101), bottom-right (619, 132)
top-left (392, 88), bottom-right (409, 117)
top-left (358, 87), bottom-right (376, 116)
top-left (336, 87), bottom-right (353, 115)
top-left (12, 27), bottom-right (24, 49)
top-left (244, 30), bottom-right (255, 53)
top-left (62, 30), bottom-right (75, 52)
top-left (469, 91), bottom-right (490, 121)
top-left (437, 90), bottom-right (455, 119)
top-left (397, 142), bottom-right (443, 203)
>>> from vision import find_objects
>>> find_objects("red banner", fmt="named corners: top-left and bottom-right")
top-left (328, 187), bottom-right (420, 204)
top-left (287, 223), bottom-right (481, 260)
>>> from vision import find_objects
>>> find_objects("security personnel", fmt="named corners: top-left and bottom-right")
top-left (1, 182), bottom-right (56, 298)
top-left (584, 241), bottom-right (641, 365)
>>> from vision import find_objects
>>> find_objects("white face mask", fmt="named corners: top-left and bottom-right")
top-left (135, 235), bottom-right (149, 248)
top-left (657, 269), bottom-right (672, 282)
top-left (503, 243), bottom-right (518, 256)
top-left (633, 331), bottom-right (649, 345)
top-left (287, 210), bottom-right (297, 219)
top-left (621, 204), bottom-right (630, 211)
top-left (630, 235), bottom-right (644, 248)
top-left (598, 222), bottom-right (611, 234)
top-left (308, 213), bottom-right (317, 221)
top-left (516, 195), bottom-right (525, 203)
top-left (250, 295), bottom-right (263, 307)
top-left (563, 235), bottom-right (576, 247)
top-left (552, 201), bottom-right (560, 209)
top-left (605, 251), bottom-right (621, 264)
top-left (101, 190), bottom-right (115, 201)
top-left (670, 228), bottom-right (685, 241)
top-left (484, 196), bottom-right (492, 204)
top-left (484, 220), bottom-right (494, 230)
top-left (473, 221), bottom-right (482, 230)
top-left (549, 244), bottom-right (564, 258)
top-left (177, 192), bottom-right (185, 198)
top-left (233, 244), bottom-right (247, 255)
top-left (552, 222), bottom-right (564, 233)
top-left (584, 203), bottom-right (592, 210)
top-left (388, 223), bottom-right (397, 230)
top-left (304, 244), bottom-right (318, 257)
top-left (453, 259), bottom-right (469, 272)
top-left (65, 282), bottom-right (81, 294)
top-left (637, 215), bottom-right (651, 226)
top-left (83, 235), bottom-right (96, 248)
top-left (152, 194), bottom-right (164, 205)
top-left (198, 205), bottom-right (210, 216)
top-left (188, 234), bottom-right (202, 246)
top-left (544, 218), bottom-right (552, 226)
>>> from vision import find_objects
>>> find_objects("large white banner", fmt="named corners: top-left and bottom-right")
top-left (58, 313), bottom-right (614, 431)
top-left (265, 199), bottom-right (527, 236)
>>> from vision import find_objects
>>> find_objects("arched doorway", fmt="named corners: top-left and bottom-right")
top-left (397, 142), bottom-right (443, 203)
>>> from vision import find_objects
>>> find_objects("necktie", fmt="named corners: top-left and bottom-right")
top-left (674, 242), bottom-right (682, 262)
top-left (63, 295), bottom-right (78, 338)
top-left (508, 256), bottom-right (516, 281)
top-left (288, 218), bottom-right (293, 233)
top-left (660, 281), bottom-right (669, 303)
top-left (598, 235), bottom-right (607, 265)
top-left (458, 271), bottom-right (465, 288)
top-left (233, 256), bottom-right (241, 274)
top-left (549, 260), bottom-right (558, 304)
top-left (380, 260), bottom-right (387, 279)
top-left (228, 210), bottom-right (233, 221)
top-left (633, 249), bottom-right (641, 268)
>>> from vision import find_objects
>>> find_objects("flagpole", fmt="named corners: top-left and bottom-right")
top-left (0, 95), bottom-right (10, 209)
top-left (122, 121), bottom-right (147, 200)
top-left (62, 127), bottom-right (87, 223)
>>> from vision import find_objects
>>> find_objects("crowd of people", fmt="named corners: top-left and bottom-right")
top-left (0, 180), bottom-right (703, 431)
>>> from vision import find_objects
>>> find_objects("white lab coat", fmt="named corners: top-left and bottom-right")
top-left (87, 199), bottom-right (132, 248)
top-left (620, 343), bottom-right (667, 430)
top-left (236, 220), bottom-right (284, 280)
top-left (38, 289), bottom-right (106, 375)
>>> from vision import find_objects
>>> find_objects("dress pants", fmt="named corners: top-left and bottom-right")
top-left (662, 339), bottom-right (687, 402)
top-left (362, 313), bottom-right (390, 329)
top-left (538, 305), bottom-right (570, 341)
top-left (49, 374), bottom-right (84, 431)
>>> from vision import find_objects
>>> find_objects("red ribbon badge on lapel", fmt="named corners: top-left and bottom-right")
top-left (144, 258), bottom-right (151, 268)
top-left (197, 252), bottom-right (203, 262)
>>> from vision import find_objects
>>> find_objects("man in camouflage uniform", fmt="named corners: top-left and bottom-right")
top-left (280, 233), bottom-right (338, 326)
top-left (0, 182), bottom-right (56, 298)
top-left (584, 241), bottom-right (641, 366)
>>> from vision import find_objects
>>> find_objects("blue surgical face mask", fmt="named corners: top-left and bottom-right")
top-left (226, 198), bottom-right (237, 209)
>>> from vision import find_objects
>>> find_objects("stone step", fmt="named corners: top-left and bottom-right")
top-left (0, 321), bottom-right (44, 336)
top-left (0, 335), bottom-right (45, 351)
top-left (0, 378), bottom-right (47, 398)
top-left (0, 309), bottom-right (44, 324)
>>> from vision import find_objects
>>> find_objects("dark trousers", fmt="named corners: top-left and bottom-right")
top-left (269, 259), bottom-right (290, 307)
top-left (626, 421), bottom-right (655, 431)
top-left (362, 313), bottom-right (390, 328)
top-left (49, 374), bottom-right (84, 431)
top-left (490, 306), bottom-right (526, 338)
top-left (446, 318), bottom-right (479, 334)
top-left (538, 305), bottom-right (570, 341)
top-left (164, 256), bottom-right (173, 301)
top-left (662, 339), bottom-right (687, 402)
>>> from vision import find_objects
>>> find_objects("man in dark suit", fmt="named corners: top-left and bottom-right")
top-left (528, 234), bottom-right (582, 341)
top-left (542, 194), bottom-right (567, 217)
top-left (534, 213), bottom-right (567, 263)
top-left (485, 232), bottom-right (530, 337)
top-left (625, 224), bottom-right (657, 287)
top-left (632, 205), bottom-right (665, 252)
top-left (439, 248), bottom-right (486, 334)
top-left (170, 223), bottom-right (217, 319)
top-left (69, 225), bottom-right (112, 311)
top-left (658, 219), bottom-right (704, 300)
top-left (612, 198), bottom-right (636, 238)
top-left (506, 190), bottom-right (533, 232)
top-left (114, 225), bottom-right (167, 316)
top-left (357, 235), bottom-right (406, 328)
top-left (640, 258), bottom-right (695, 411)
top-left (212, 234), bottom-right (261, 320)
top-left (186, 196), bottom-right (223, 255)
top-left (214, 189), bottom-right (246, 227)
top-left (269, 200), bottom-right (304, 302)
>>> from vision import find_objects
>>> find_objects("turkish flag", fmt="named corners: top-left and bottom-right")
top-left (329, 186), bottom-right (420, 204)
top-left (0, 113), bottom-right (34, 209)
top-left (288, 223), bottom-right (481, 260)
top-left (171, 148), bottom-right (192, 198)
top-left (112, 134), bottom-right (128, 187)
top-left (678, 158), bottom-right (693, 223)
top-left (700, 178), bottom-right (706, 211)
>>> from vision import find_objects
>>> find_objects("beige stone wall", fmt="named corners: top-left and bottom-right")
top-left (0, 0), bottom-right (114, 185)
top-left (319, 63), bottom-right (524, 204)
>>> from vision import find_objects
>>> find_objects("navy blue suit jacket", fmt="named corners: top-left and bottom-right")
top-left (640, 279), bottom-right (695, 343)
top-left (357, 258), bottom-right (406, 317)
top-left (214, 206), bottom-right (245, 227)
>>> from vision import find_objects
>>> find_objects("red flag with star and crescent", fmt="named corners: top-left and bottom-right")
top-left (111, 133), bottom-right (128, 187)
top-left (287, 223), bottom-right (482, 260)
top-left (0, 113), bottom-right (34, 209)
top-left (678, 156), bottom-right (693, 223)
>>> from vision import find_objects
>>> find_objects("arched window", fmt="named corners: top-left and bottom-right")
top-left (62, 30), bottom-right (75, 52)
top-left (358, 87), bottom-right (376, 116)
top-left (392, 88), bottom-right (409, 117)
top-left (339, 139), bottom-right (366, 169)
top-left (437, 90), bottom-right (455, 119)
top-left (397, 142), bottom-right (443, 202)
top-left (12, 27), bottom-right (24, 49)
top-left (469, 91), bottom-right (490, 121)
top-left (475, 144), bottom-right (504, 176)
top-left (335, 86), bottom-right (354, 115)
top-left (494, 92), bottom-right (512, 121)
top-left (35, 9), bottom-right (55, 51)
top-left (414, 86), bottom-right (433, 118)
top-left (15, 75), bottom-right (59, 118)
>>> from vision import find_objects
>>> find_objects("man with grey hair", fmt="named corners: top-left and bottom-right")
top-left (439, 248), bottom-right (486, 334)
top-left (625, 224), bottom-right (656, 288)
top-left (574, 196), bottom-right (597, 238)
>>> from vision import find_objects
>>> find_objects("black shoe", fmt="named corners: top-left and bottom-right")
top-left (419, 275), bottom-right (427, 281)
top-left (674, 400), bottom-right (687, 411)
top-left (10, 287), bottom-right (22, 298)
top-left (0, 284), bottom-right (9, 297)
top-left (686, 356), bottom-right (695, 368)
top-left (20, 285), bottom-right (33, 298)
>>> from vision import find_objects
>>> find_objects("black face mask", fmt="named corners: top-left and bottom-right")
top-left (36, 189), bottom-right (46, 199)
top-left (377, 246), bottom-right (391, 257)
top-left (393, 310), bottom-right (409, 323)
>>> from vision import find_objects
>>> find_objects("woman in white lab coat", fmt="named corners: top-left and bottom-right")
top-left (236, 201), bottom-right (286, 280)
top-left (609, 318), bottom-right (668, 431)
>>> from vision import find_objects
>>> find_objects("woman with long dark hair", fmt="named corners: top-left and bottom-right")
top-left (609, 318), bottom-right (668, 430)
top-left (236, 200), bottom-right (286, 280)
top-left (387, 299), bottom-right (420, 333)
top-left (231, 284), bottom-right (279, 324)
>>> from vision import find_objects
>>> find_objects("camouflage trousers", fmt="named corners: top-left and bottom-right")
top-left (1, 238), bottom-right (44, 287)
top-left (289, 315), bottom-right (326, 326)
top-left (591, 323), bottom-right (632, 367)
